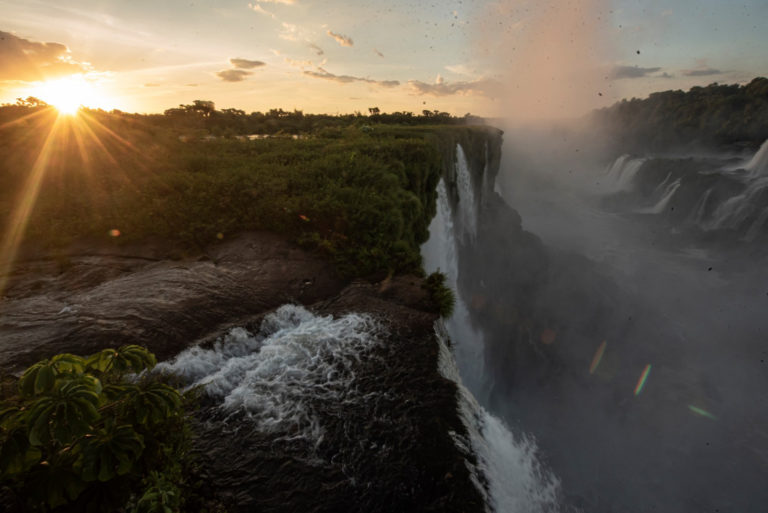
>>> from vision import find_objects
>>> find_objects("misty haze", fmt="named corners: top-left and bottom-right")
top-left (0, 1), bottom-right (766, 513)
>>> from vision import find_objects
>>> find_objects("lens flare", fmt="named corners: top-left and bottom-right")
top-left (688, 405), bottom-right (717, 420)
top-left (634, 364), bottom-right (652, 396)
top-left (589, 340), bottom-right (607, 374)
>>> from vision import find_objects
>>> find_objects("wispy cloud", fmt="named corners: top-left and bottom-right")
top-left (230, 58), bottom-right (266, 69)
top-left (216, 69), bottom-right (253, 82)
top-left (0, 30), bottom-right (91, 81)
top-left (307, 43), bottom-right (324, 56)
top-left (250, 0), bottom-right (295, 4)
top-left (408, 75), bottom-right (501, 97)
top-left (610, 65), bottom-right (662, 79)
top-left (683, 67), bottom-right (722, 77)
top-left (303, 67), bottom-right (399, 88)
top-left (327, 30), bottom-right (353, 47)
top-left (248, 4), bottom-right (276, 18)
top-left (285, 58), bottom-right (313, 68)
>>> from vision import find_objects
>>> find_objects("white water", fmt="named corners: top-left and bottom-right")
top-left (436, 326), bottom-right (560, 513)
top-left (707, 177), bottom-right (768, 234)
top-left (746, 139), bottom-right (768, 178)
top-left (456, 145), bottom-right (478, 239)
top-left (604, 154), bottom-right (645, 192)
top-left (421, 144), bottom-right (560, 512)
top-left (637, 178), bottom-right (681, 214)
top-left (158, 305), bottom-right (381, 443)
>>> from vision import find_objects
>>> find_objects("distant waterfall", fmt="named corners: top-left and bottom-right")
top-left (604, 154), bottom-right (646, 192)
top-left (747, 139), bottom-right (768, 178)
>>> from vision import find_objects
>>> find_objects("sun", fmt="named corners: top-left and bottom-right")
top-left (29, 75), bottom-right (114, 115)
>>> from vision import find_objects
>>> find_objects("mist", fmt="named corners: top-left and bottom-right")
top-left (442, 2), bottom-right (768, 512)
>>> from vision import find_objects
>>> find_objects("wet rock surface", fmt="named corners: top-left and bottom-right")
top-left (190, 278), bottom-right (484, 513)
top-left (0, 232), bottom-right (345, 373)
top-left (0, 234), bottom-right (484, 513)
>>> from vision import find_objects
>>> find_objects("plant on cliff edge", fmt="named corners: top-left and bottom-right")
top-left (0, 345), bottom-right (189, 513)
top-left (424, 271), bottom-right (455, 318)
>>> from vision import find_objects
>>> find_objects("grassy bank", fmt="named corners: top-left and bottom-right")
top-left (0, 107), bottom-right (497, 277)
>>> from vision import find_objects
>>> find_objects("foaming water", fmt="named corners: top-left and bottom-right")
top-left (436, 327), bottom-right (560, 513)
top-left (747, 139), bottom-right (768, 178)
top-left (158, 305), bottom-right (381, 442)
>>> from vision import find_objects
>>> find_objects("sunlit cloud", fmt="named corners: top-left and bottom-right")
top-left (230, 58), bottom-right (266, 69)
top-left (408, 75), bottom-right (501, 97)
top-left (327, 30), bottom-right (353, 47)
top-left (303, 67), bottom-right (399, 88)
top-left (0, 30), bottom-right (91, 81)
top-left (285, 58), bottom-right (314, 68)
top-left (216, 69), bottom-right (253, 82)
top-left (248, 3), bottom-right (276, 18)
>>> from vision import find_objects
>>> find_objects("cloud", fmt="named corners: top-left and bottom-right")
top-left (610, 65), bottom-right (662, 79)
top-left (143, 82), bottom-right (160, 87)
top-left (374, 49), bottom-right (384, 58)
top-left (285, 58), bottom-right (313, 68)
top-left (230, 58), bottom-right (266, 69)
top-left (0, 30), bottom-right (90, 81)
top-left (216, 69), bottom-right (253, 82)
top-left (250, 0), bottom-right (295, 4)
top-left (444, 64), bottom-right (474, 76)
top-left (407, 75), bottom-right (502, 97)
top-left (683, 67), bottom-right (722, 77)
top-left (303, 67), bottom-right (399, 88)
top-left (327, 30), bottom-right (353, 47)
top-left (248, 4), bottom-right (276, 18)
top-left (307, 43), bottom-right (324, 56)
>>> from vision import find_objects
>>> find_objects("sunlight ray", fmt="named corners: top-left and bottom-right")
top-left (0, 116), bottom-right (64, 296)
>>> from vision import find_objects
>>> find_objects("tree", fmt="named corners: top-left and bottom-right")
top-left (368, 107), bottom-right (380, 115)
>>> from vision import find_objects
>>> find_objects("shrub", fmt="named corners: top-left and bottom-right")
top-left (424, 271), bottom-right (455, 318)
top-left (0, 346), bottom-right (189, 512)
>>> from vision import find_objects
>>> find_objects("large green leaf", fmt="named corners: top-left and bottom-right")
top-left (76, 424), bottom-right (145, 482)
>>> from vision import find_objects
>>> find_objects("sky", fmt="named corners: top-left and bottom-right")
top-left (1, 0), bottom-right (766, 117)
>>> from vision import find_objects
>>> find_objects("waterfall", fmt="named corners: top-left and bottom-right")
top-left (422, 143), bottom-right (561, 513)
top-left (706, 177), bottom-right (768, 233)
top-left (604, 154), bottom-right (646, 192)
top-left (436, 327), bottom-right (561, 513)
top-left (747, 139), bottom-right (768, 178)
top-left (456, 145), bottom-right (478, 239)
top-left (637, 178), bottom-right (681, 214)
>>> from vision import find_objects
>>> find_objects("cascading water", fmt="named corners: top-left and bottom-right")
top-left (604, 154), bottom-right (645, 192)
top-left (158, 305), bottom-right (382, 443)
top-left (746, 139), bottom-right (768, 178)
top-left (638, 178), bottom-right (681, 214)
top-left (421, 144), bottom-right (561, 513)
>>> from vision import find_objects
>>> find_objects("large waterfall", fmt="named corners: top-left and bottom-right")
top-left (422, 145), bottom-right (561, 513)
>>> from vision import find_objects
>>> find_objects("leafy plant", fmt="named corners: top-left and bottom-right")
top-left (0, 345), bottom-right (188, 512)
top-left (424, 271), bottom-right (456, 318)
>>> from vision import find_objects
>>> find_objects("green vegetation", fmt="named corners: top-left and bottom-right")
top-left (424, 271), bottom-right (455, 318)
top-left (594, 77), bottom-right (768, 151)
top-left (0, 346), bottom-right (190, 512)
top-left (0, 103), bottom-right (495, 278)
